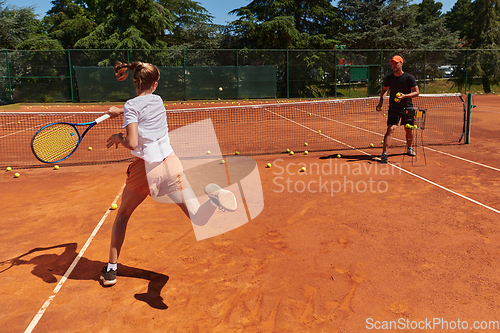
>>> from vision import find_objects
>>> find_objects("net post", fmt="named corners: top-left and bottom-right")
top-left (423, 50), bottom-right (427, 94)
top-left (466, 93), bottom-right (474, 144)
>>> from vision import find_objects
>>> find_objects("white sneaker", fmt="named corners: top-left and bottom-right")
top-left (204, 184), bottom-right (237, 212)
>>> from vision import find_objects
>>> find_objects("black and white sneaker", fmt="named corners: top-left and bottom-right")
top-left (380, 153), bottom-right (388, 164)
top-left (407, 147), bottom-right (416, 156)
top-left (204, 183), bottom-right (237, 212)
top-left (100, 266), bottom-right (117, 286)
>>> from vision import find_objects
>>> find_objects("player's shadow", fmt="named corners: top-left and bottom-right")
top-left (0, 243), bottom-right (169, 310)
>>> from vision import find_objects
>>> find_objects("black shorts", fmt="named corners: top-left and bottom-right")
top-left (387, 107), bottom-right (415, 127)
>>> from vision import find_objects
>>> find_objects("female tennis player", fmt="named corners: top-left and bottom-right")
top-left (100, 61), bottom-right (237, 286)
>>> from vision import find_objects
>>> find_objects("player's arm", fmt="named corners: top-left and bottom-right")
top-left (397, 85), bottom-right (419, 100)
top-left (377, 85), bottom-right (389, 110)
top-left (107, 122), bottom-right (138, 150)
top-left (106, 106), bottom-right (124, 119)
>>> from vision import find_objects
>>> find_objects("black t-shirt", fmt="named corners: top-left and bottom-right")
top-left (384, 72), bottom-right (417, 108)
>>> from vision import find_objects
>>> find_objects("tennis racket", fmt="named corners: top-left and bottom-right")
top-left (31, 114), bottom-right (110, 163)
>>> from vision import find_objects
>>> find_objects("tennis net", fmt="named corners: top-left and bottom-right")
top-left (0, 93), bottom-right (466, 169)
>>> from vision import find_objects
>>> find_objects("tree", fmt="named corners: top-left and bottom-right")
top-left (416, 0), bottom-right (442, 25)
top-left (462, 0), bottom-right (500, 92)
top-left (228, 0), bottom-right (341, 49)
top-left (73, 0), bottom-right (174, 49)
top-left (445, 0), bottom-right (473, 41)
top-left (0, 0), bottom-right (40, 49)
top-left (41, 0), bottom-right (96, 49)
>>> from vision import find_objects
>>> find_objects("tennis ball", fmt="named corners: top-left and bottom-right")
top-left (370, 143), bottom-right (374, 147)
top-left (235, 151), bottom-right (239, 155)
top-left (289, 151), bottom-right (294, 155)
top-left (394, 98), bottom-right (400, 102)
top-left (219, 87), bottom-right (223, 91)
top-left (304, 142), bottom-right (308, 146)
top-left (304, 150), bottom-right (309, 155)
top-left (309, 113), bottom-right (312, 116)
top-left (110, 203), bottom-right (118, 210)
top-left (301, 167), bottom-right (306, 172)
top-left (14, 173), bottom-right (20, 178)
top-left (88, 147), bottom-right (92, 151)
top-left (318, 130), bottom-right (321, 133)
top-left (17, 121), bottom-right (21, 124)
top-left (383, 114), bottom-right (386, 117)
top-left (381, 140), bottom-right (384, 144)
top-left (396, 92), bottom-right (402, 98)
top-left (54, 165), bottom-right (59, 170)
top-left (266, 163), bottom-right (272, 168)
top-left (207, 150), bottom-right (211, 155)
top-left (405, 123), bottom-right (411, 129)
top-left (286, 149), bottom-right (290, 153)
top-left (6, 167), bottom-right (11, 171)
top-left (376, 106), bottom-right (381, 111)
top-left (220, 159), bottom-right (225, 164)
top-left (337, 154), bottom-right (341, 158)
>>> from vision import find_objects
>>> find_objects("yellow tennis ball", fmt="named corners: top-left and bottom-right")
top-left (235, 151), bottom-right (239, 155)
top-left (88, 147), bottom-right (92, 151)
top-left (301, 167), bottom-right (306, 172)
top-left (396, 92), bottom-right (402, 98)
top-left (266, 163), bottom-right (272, 168)
top-left (337, 154), bottom-right (341, 158)
top-left (370, 143), bottom-right (374, 147)
top-left (286, 149), bottom-right (290, 153)
top-left (14, 173), bottom-right (20, 178)
top-left (219, 87), bottom-right (223, 91)
top-left (394, 98), bottom-right (400, 102)
top-left (304, 142), bottom-right (308, 146)
top-left (110, 203), bottom-right (118, 210)
top-left (289, 151), bottom-right (294, 155)
top-left (304, 150), bottom-right (309, 155)
top-left (383, 114), bottom-right (386, 116)
top-left (381, 140), bottom-right (384, 144)
top-left (220, 159), bottom-right (225, 164)
top-left (207, 150), bottom-right (211, 155)
top-left (318, 130), bottom-right (321, 133)
top-left (6, 167), bottom-right (12, 171)
top-left (54, 165), bottom-right (59, 170)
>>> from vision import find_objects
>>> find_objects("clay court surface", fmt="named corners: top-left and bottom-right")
top-left (1, 94), bottom-right (500, 332)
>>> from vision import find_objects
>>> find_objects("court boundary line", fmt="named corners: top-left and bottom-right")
top-left (24, 183), bottom-right (125, 333)
top-left (296, 106), bottom-right (500, 173)
top-left (266, 108), bottom-right (500, 215)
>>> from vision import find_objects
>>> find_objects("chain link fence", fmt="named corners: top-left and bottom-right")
top-left (0, 49), bottom-right (496, 103)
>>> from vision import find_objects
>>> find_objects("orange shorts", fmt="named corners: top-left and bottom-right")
top-left (125, 153), bottom-right (189, 197)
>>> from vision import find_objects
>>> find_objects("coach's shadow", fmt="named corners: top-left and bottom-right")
top-left (0, 243), bottom-right (169, 310)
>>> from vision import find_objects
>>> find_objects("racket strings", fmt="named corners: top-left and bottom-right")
top-left (32, 124), bottom-right (80, 162)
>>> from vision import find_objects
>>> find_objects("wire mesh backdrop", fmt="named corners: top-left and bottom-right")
top-left (0, 49), bottom-right (494, 103)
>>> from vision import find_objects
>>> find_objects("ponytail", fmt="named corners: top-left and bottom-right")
top-left (114, 61), bottom-right (159, 92)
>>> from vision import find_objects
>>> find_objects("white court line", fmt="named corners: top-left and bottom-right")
top-left (297, 107), bottom-right (500, 173)
top-left (24, 183), bottom-right (125, 333)
top-left (266, 108), bottom-right (500, 216)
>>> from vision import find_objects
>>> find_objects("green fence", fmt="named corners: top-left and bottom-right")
top-left (0, 49), bottom-right (497, 103)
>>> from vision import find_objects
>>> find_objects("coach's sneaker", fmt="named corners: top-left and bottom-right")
top-left (100, 266), bottom-right (117, 286)
top-left (204, 183), bottom-right (237, 212)
top-left (380, 153), bottom-right (388, 164)
top-left (407, 147), bottom-right (416, 156)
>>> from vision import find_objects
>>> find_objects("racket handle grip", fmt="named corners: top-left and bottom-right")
top-left (95, 114), bottom-right (111, 124)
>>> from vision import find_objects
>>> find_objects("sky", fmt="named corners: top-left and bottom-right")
top-left (5, 0), bottom-right (457, 25)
